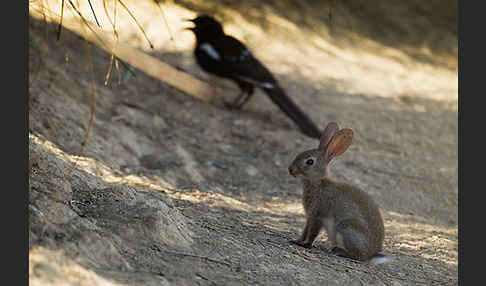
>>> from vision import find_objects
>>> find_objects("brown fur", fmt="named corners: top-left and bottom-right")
top-left (289, 122), bottom-right (386, 262)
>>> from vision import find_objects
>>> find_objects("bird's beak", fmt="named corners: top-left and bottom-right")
top-left (183, 18), bottom-right (196, 31)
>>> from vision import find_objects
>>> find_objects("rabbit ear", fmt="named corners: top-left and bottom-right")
top-left (325, 128), bottom-right (353, 162)
top-left (318, 122), bottom-right (340, 151)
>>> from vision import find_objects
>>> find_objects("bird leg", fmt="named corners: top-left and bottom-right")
top-left (224, 92), bottom-right (243, 110)
top-left (229, 83), bottom-right (254, 109)
top-left (225, 89), bottom-right (252, 110)
top-left (233, 91), bottom-right (254, 109)
top-left (226, 91), bottom-right (246, 110)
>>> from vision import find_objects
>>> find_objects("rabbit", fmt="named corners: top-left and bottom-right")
top-left (288, 122), bottom-right (390, 264)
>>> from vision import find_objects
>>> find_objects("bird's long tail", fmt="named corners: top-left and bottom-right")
top-left (263, 86), bottom-right (321, 139)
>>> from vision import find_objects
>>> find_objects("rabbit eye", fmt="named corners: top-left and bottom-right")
top-left (305, 158), bottom-right (314, 165)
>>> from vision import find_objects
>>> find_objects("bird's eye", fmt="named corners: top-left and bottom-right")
top-left (305, 158), bottom-right (314, 165)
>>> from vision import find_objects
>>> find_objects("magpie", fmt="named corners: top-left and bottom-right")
top-left (186, 15), bottom-right (322, 139)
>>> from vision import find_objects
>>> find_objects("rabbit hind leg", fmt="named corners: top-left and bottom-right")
top-left (335, 219), bottom-right (371, 261)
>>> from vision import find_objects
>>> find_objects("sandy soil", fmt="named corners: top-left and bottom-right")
top-left (29, 1), bottom-right (457, 285)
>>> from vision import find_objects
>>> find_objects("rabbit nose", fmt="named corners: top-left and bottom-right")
top-left (289, 166), bottom-right (299, 176)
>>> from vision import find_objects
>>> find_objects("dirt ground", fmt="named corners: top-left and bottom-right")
top-left (29, 0), bottom-right (458, 285)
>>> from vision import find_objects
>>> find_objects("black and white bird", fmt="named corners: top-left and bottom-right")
top-left (185, 15), bottom-right (322, 139)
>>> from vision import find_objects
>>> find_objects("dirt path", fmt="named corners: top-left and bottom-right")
top-left (29, 1), bottom-right (457, 285)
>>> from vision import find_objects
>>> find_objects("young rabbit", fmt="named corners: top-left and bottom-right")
top-left (288, 122), bottom-right (390, 264)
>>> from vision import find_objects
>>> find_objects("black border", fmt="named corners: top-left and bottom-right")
top-left (23, 1), bottom-right (29, 285)
top-left (11, 0), bottom-right (29, 284)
